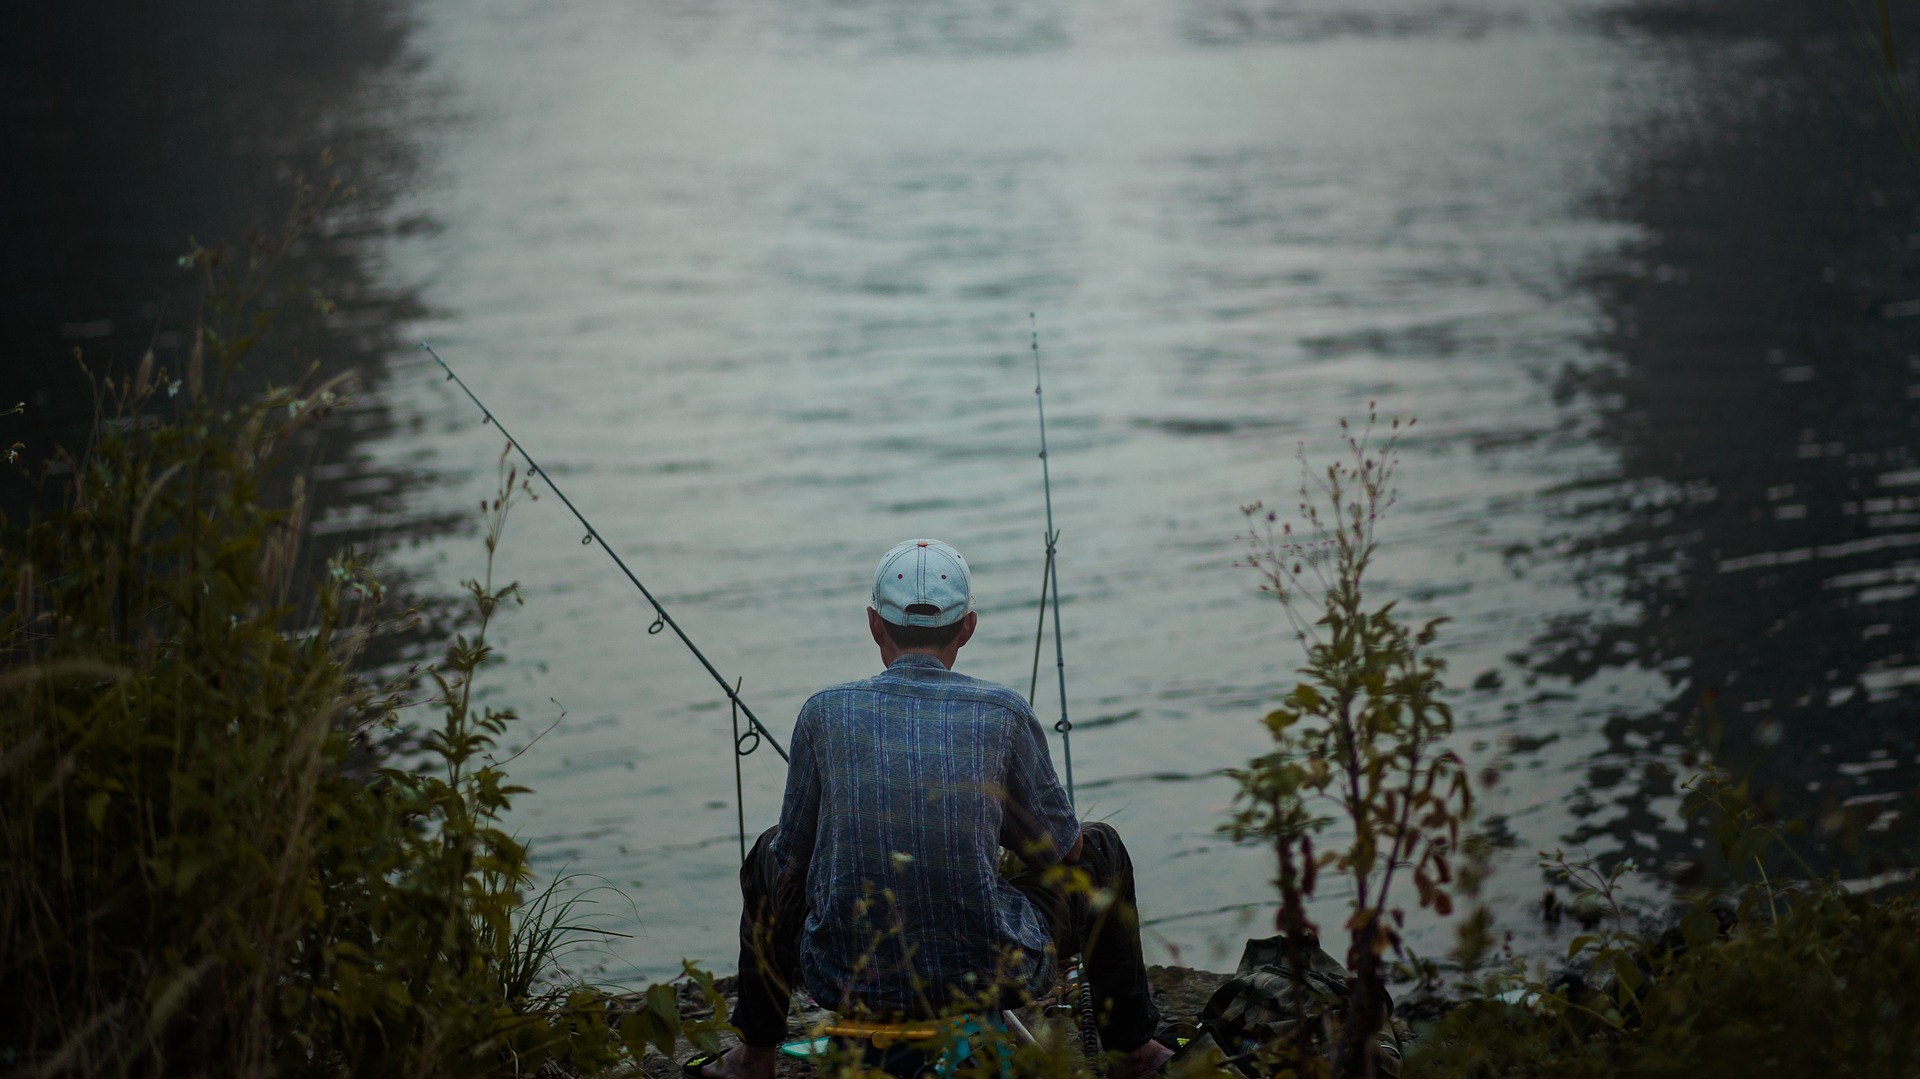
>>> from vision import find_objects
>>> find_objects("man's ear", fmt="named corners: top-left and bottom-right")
top-left (954, 610), bottom-right (978, 649)
top-left (867, 607), bottom-right (889, 647)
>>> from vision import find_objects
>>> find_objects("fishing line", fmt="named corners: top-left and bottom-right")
top-left (417, 342), bottom-right (789, 766)
top-left (1028, 315), bottom-right (1076, 808)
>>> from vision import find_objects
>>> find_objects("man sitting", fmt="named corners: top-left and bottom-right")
top-left (687, 539), bottom-right (1175, 1079)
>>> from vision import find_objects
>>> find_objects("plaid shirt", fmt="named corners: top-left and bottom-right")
top-left (772, 652), bottom-right (1080, 1015)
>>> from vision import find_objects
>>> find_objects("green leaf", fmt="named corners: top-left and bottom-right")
top-left (646, 982), bottom-right (681, 1056)
top-left (687, 1023), bottom-right (723, 1055)
top-left (1680, 909), bottom-right (1720, 950)
top-left (1612, 953), bottom-right (1643, 996)
top-left (618, 1012), bottom-right (658, 1062)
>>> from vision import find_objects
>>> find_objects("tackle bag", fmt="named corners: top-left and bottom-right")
top-left (1190, 935), bottom-right (1402, 1078)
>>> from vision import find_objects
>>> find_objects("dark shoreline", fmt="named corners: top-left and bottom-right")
top-left (0, 0), bottom-right (438, 580)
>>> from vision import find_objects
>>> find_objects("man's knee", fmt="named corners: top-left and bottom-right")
top-left (1075, 821), bottom-right (1134, 883)
top-left (740, 826), bottom-right (783, 897)
top-left (745, 826), bottom-right (780, 862)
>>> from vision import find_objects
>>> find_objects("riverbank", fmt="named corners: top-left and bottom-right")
top-left (610, 876), bottom-right (1920, 1077)
top-left (622, 966), bottom-right (1234, 1079)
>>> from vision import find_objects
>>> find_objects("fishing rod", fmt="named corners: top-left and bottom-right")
top-left (1027, 315), bottom-right (1076, 808)
top-left (417, 342), bottom-right (788, 765)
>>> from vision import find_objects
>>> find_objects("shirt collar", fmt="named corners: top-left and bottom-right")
top-left (886, 652), bottom-right (949, 672)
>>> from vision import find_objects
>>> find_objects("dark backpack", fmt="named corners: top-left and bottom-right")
top-left (1191, 935), bottom-right (1402, 1078)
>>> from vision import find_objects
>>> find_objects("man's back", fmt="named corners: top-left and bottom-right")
top-left (772, 652), bottom-right (1079, 1016)
top-left (692, 539), bottom-right (1172, 1079)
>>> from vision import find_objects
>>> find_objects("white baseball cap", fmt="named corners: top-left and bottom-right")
top-left (872, 539), bottom-right (973, 627)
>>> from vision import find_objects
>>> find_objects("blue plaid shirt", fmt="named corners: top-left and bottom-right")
top-left (772, 653), bottom-right (1081, 1015)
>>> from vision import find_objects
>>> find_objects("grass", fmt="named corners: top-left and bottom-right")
top-left (0, 180), bottom-right (722, 1077)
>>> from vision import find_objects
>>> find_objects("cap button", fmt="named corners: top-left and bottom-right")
top-left (916, 541), bottom-right (928, 547)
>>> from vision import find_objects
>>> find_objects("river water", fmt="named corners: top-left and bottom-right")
top-left (329, 0), bottom-right (1920, 985)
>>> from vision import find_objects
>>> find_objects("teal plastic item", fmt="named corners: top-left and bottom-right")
top-left (776, 1036), bottom-right (833, 1059)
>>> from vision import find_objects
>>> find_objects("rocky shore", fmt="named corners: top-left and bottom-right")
top-left (625, 966), bottom-right (1234, 1079)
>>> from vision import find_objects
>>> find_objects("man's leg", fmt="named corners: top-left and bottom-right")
top-left (734, 826), bottom-right (805, 1047)
top-left (1065, 822), bottom-right (1162, 1052)
top-left (694, 828), bottom-right (801, 1079)
top-left (1012, 822), bottom-right (1165, 1054)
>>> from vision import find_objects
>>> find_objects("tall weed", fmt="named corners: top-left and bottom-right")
top-left (0, 178), bottom-right (713, 1076)
top-left (1228, 410), bottom-right (1472, 1077)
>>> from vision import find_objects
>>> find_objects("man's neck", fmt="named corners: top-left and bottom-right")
top-left (867, 607), bottom-right (974, 670)
top-left (877, 644), bottom-right (959, 670)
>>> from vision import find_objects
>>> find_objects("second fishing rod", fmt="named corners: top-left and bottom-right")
top-left (1026, 315), bottom-right (1076, 810)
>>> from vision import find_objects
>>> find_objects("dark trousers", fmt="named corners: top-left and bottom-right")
top-left (732, 822), bottom-right (1161, 1053)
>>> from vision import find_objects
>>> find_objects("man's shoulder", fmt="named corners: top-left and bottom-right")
top-left (920, 668), bottom-right (1035, 718)
top-left (801, 671), bottom-right (885, 704)
top-left (803, 666), bottom-right (1034, 719)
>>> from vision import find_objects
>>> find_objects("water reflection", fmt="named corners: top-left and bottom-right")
top-left (1541, 5), bottom-right (1920, 876)
top-left (1179, 0), bottom-right (1529, 45)
top-left (1, 0), bottom-right (427, 562)
top-left (645, 0), bottom-right (1069, 56)
top-left (772, 0), bottom-right (1070, 56)
top-left (780, 152), bottom-right (1077, 312)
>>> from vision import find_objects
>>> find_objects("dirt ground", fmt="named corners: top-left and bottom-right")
top-left (630, 965), bottom-right (1232, 1079)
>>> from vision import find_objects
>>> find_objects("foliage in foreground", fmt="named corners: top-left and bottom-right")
top-left (1417, 884), bottom-right (1920, 1076)
top-left (1219, 414), bottom-right (1920, 1079)
top-left (0, 188), bottom-right (723, 1076)
top-left (1408, 761), bottom-right (1920, 1077)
